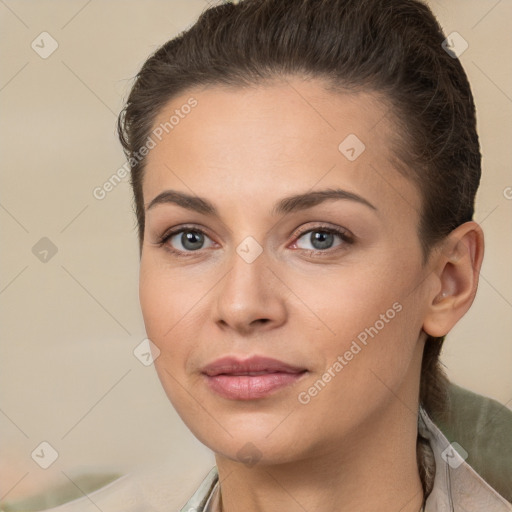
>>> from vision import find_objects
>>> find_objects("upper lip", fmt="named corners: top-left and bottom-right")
top-left (201, 356), bottom-right (307, 377)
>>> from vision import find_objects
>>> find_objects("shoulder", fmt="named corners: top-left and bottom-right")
top-left (421, 381), bottom-right (512, 510)
top-left (439, 382), bottom-right (512, 502)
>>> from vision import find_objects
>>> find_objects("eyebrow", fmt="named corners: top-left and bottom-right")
top-left (145, 187), bottom-right (377, 216)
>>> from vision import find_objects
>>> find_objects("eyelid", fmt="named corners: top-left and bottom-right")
top-left (155, 222), bottom-right (354, 257)
top-left (289, 223), bottom-right (354, 256)
top-left (157, 223), bottom-right (214, 244)
top-left (292, 222), bottom-right (354, 242)
top-left (155, 224), bottom-right (217, 257)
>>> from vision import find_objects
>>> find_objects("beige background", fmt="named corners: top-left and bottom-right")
top-left (1, 0), bottom-right (511, 504)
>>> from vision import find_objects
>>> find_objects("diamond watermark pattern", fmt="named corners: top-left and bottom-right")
top-left (442, 32), bottom-right (468, 59)
top-left (31, 441), bottom-right (59, 469)
top-left (134, 338), bottom-right (161, 366)
top-left (236, 442), bottom-right (262, 467)
top-left (31, 32), bottom-right (59, 59)
top-left (338, 134), bottom-right (366, 161)
top-left (32, 237), bottom-right (58, 263)
top-left (441, 441), bottom-right (468, 469)
top-left (236, 236), bottom-right (263, 264)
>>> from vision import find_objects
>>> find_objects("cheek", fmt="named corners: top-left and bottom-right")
top-left (312, 262), bottom-right (408, 338)
top-left (139, 267), bottom-right (169, 342)
top-left (139, 264), bottom-right (196, 407)
top-left (309, 259), bottom-right (423, 384)
top-left (138, 258), bottom-right (214, 391)
top-left (139, 259), bottom-right (202, 344)
top-left (292, 290), bottom-right (420, 445)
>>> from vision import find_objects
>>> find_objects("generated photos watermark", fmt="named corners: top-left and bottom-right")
top-left (298, 301), bottom-right (403, 404)
top-left (93, 97), bottom-right (198, 201)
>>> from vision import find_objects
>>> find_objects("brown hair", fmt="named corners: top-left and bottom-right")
top-left (117, 0), bottom-right (481, 501)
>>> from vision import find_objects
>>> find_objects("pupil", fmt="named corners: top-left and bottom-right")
top-left (182, 231), bottom-right (203, 250)
top-left (311, 231), bottom-right (333, 250)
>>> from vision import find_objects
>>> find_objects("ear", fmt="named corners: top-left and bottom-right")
top-left (422, 221), bottom-right (485, 337)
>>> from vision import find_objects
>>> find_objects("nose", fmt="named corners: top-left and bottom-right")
top-left (212, 243), bottom-right (288, 336)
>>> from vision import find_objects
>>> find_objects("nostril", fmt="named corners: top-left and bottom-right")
top-left (256, 318), bottom-right (270, 325)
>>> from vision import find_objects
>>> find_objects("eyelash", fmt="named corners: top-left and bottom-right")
top-left (155, 223), bottom-right (354, 258)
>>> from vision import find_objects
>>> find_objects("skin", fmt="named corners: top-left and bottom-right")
top-left (139, 77), bottom-right (484, 512)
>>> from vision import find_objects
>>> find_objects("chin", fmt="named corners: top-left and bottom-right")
top-left (187, 414), bottom-right (311, 464)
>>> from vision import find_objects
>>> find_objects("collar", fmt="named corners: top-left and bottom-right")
top-left (418, 405), bottom-right (511, 511)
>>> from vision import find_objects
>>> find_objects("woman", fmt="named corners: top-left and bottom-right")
top-left (40, 0), bottom-right (511, 510)
top-left (116, 0), bottom-right (512, 510)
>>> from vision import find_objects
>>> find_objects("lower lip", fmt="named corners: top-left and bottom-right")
top-left (204, 372), bottom-right (306, 400)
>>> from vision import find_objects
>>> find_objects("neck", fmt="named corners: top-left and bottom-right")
top-left (214, 357), bottom-right (425, 512)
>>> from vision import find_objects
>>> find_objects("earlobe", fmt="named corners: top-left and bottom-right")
top-left (422, 221), bottom-right (485, 338)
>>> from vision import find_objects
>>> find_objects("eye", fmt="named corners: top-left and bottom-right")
top-left (155, 223), bottom-right (353, 257)
top-left (159, 226), bottom-right (215, 255)
top-left (293, 226), bottom-right (353, 252)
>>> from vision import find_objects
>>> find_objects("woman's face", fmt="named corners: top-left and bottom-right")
top-left (139, 78), bottom-right (434, 464)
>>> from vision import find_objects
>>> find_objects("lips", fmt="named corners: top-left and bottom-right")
top-left (202, 356), bottom-right (306, 376)
top-left (201, 356), bottom-right (308, 400)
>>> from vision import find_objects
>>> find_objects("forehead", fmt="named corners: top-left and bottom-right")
top-left (143, 78), bottom-right (420, 221)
